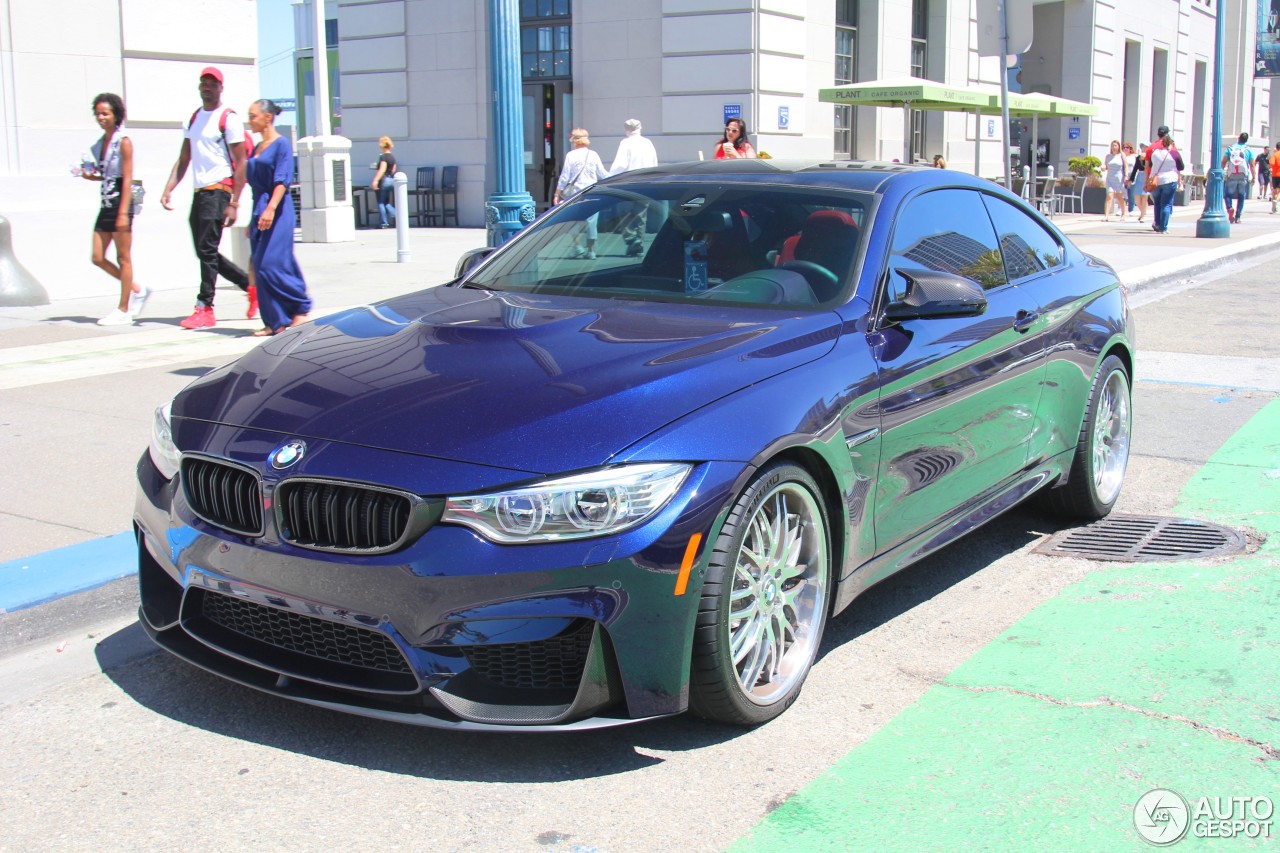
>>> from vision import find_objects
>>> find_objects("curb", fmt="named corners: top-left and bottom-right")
top-left (1120, 229), bottom-right (1280, 291)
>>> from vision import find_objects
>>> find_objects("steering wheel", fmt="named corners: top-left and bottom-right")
top-left (779, 260), bottom-right (838, 299)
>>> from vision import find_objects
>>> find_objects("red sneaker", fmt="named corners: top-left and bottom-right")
top-left (246, 285), bottom-right (259, 319)
top-left (180, 305), bottom-right (216, 329)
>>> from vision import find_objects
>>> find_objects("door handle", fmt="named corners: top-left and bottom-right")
top-left (1013, 309), bottom-right (1039, 333)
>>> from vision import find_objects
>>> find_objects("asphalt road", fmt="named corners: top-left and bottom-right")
top-left (1, 252), bottom-right (1277, 852)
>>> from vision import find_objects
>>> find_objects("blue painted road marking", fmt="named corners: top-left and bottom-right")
top-left (0, 531), bottom-right (136, 614)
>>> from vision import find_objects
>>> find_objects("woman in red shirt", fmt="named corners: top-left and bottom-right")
top-left (713, 119), bottom-right (756, 160)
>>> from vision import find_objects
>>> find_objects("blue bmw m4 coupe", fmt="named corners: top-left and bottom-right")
top-left (136, 160), bottom-right (1134, 730)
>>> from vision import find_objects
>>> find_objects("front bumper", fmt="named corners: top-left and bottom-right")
top-left (134, 447), bottom-right (739, 731)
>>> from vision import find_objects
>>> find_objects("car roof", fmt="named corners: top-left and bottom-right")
top-left (598, 159), bottom-right (995, 195)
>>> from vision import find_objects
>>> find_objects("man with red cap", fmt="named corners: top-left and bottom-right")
top-left (160, 66), bottom-right (255, 329)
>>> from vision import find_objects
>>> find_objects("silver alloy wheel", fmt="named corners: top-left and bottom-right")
top-left (1092, 368), bottom-right (1131, 505)
top-left (728, 481), bottom-right (828, 706)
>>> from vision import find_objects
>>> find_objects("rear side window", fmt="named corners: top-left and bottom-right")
top-left (887, 189), bottom-right (1007, 292)
top-left (980, 194), bottom-right (1065, 282)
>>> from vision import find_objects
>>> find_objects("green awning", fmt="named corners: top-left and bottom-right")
top-left (1002, 91), bottom-right (1099, 117)
top-left (819, 79), bottom-right (993, 111)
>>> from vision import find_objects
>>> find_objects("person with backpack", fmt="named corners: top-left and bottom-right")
top-left (1221, 131), bottom-right (1254, 224)
top-left (160, 66), bottom-right (256, 329)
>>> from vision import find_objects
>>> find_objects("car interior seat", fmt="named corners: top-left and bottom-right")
top-left (775, 209), bottom-right (859, 300)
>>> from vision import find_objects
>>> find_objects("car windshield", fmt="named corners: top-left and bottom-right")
top-left (463, 184), bottom-right (872, 309)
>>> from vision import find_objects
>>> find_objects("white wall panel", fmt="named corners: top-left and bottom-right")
top-left (341, 105), bottom-right (409, 144)
top-left (124, 58), bottom-right (257, 126)
top-left (8, 0), bottom-right (120, 55)
top-left (662, 54), bottom-right (753, 92)
top-left (405, 0), bottom-right (477, 35)
top-left (340, 36), bottom-right (407, 72)
top-left (758, 14), bottom-right (805, 56)
top-left (342, 72), bottom-right (408, 106)
top-left (758, 53), bottom-right (805, 94)
top-left (661, 13), bottom-right (752, 53)
top-left (339, 0), bottom-right (406, 38)
top-left (122, 0), bottom-right (257, 58)
top-left (663, 0), bottom-right (750, 13)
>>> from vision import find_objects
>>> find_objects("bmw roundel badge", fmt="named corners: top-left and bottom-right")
top-left (269, 439), bottom-right (307, 470)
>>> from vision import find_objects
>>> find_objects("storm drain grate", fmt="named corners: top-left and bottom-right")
top-left (1035, 514), bottom-right (1247, 563)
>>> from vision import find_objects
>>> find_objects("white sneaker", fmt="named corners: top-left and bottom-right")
top-left (585, 251), bottom-right (596, 260)
top-left (96, 308), bottom-right (133, 326)
top-left (127, 285), bottom-right (150, 318)
top-left (569, 246), bottom-right (586, 259)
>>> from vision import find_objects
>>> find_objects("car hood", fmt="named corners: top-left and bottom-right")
top-left (176, 285), bottom-right (840, 474)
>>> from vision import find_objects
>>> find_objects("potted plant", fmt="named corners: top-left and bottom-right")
top-left (1069, 156), bottom-right (1107, 214)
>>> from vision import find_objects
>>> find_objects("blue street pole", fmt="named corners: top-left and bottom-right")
top-left (485, 0), bottom-right (536, 247)
top-left (1196, 1), bottom-right (1228, 238)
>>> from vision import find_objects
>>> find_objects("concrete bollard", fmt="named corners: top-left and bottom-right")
top-left (0, 215), bottom-right (50, 306)
top-left (393, 171), bottom-right (410, 263)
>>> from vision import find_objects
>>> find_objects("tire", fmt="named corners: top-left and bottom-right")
top-left (689, 463), bottom-right (831, 725)
top-left (1041, 354), bottom-right (1132, 520)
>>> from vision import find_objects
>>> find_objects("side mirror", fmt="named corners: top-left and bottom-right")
top-left (883, 267), bottom-right (988, 321)
top-left (455, 247), bottom-right (496, 279)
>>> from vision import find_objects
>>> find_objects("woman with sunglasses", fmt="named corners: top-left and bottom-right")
top-left (713, 119), bottom-right (756, 160)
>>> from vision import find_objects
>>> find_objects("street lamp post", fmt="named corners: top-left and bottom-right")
top-left (484, 0), bottom-right (536, 247)
top-left (1196, 0), bottom-right (1229, 238)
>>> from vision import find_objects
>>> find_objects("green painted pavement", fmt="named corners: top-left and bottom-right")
top-left (733, 400), bottom-right (1280, 852)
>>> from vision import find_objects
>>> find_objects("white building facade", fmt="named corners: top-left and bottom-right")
top-left (316, 0), bottom-right (1271, 226)
top-left (1, 0), bottom-right (260, 301)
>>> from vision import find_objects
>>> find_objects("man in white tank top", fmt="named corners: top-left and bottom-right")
top-left (160, 66), bottom-right (255, 329)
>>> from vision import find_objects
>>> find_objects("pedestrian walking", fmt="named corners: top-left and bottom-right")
top-left (1221, 132), bottom-right (1254, 224)
top-left (1145, 132), bottom-right (1184, 234)
top-left (80, 92), bottom-right (149, 326)
top-left (160, 66), bottom-right (255, 330)
top-left (610, 118), bottom-right (659, 256)
top-left (1270, 142), bottom-right (1280, 214)
top-left (1103, 139), bottom-right (1128, 221)
top-left (245, 100), bottom-right (311, 336)
top-left (552, 128), bottom-right (608, 259)
top-left (1257, 146), bottom-right (1272, 199)
top-left (372, 136), bottom-right (397, 228)
top-left (713, 119), bottom-right (756, 159)
top-left (1127, 142), bottom-right (1150, 223)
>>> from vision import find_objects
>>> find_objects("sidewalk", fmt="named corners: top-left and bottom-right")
top-left (1051, 194), bottom-right (1280, 290)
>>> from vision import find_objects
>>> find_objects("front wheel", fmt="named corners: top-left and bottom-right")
top-left (1041, 354), bottom-right (1132, 520)
top-left (689, 464), bottom-right (830, 725)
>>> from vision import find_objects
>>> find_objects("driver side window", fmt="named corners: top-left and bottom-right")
top-left (887, 189), bottom-right (1007, 297)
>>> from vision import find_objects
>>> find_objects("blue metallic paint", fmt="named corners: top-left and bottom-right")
top-left (136, 161), bottom-right (1134, 730)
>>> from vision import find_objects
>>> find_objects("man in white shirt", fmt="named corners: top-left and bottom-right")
top-left (160, 66), bottom-right (254, 329)
top-left (610, 119), bottom-right (659, 256)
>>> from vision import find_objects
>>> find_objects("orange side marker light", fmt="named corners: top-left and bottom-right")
top-left (674, 533), bottom-right (703, 596)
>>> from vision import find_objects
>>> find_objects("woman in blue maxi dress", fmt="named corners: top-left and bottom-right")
top-left (246, 99), bottom-right (311, 335)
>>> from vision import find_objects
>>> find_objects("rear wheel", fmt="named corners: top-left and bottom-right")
top-left (689, 464), bottom-right (830, 725)
top-left (1041, 354), bottom-right (1132, 520)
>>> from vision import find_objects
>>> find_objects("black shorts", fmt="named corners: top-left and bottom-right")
top-left (94, 200), bottom-right (135, 233)
top-left (1271, 175), bottom-right (1280, 190)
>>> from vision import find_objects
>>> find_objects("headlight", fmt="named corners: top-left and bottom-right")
top-left (442, 463), bottom-right (691, 544)
top-left (148, 401), bottom-right (181, 480)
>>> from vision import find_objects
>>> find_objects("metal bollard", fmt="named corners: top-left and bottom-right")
top-left (0, 215), bottom-right (50, 306)
top-left (1021, 165), bottom-right (1033, 203)
top-left (393, 172), bottom-right (411, 263)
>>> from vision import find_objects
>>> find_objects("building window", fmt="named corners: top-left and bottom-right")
top-left (325, 18), bottom-right (338, 48)
top-left (909, 0), bottom-right (928, 162)
top-left (834, 0), bottom-right (857, 158)
top-left (521, 0), bottom-right (571, 80)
